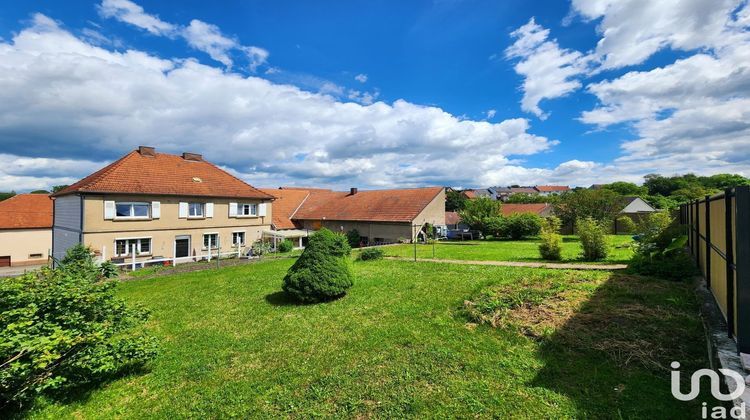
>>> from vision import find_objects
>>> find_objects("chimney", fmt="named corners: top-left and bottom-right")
top-left (349, 187), bottom-right (358, 195)
top-left (138, 146), bottom-right (156, 157)
top-left (182, 152), bottom-right (202, 162)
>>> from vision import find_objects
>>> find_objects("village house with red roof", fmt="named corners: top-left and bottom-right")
top-left (0, 194), bottom-right (53, 267)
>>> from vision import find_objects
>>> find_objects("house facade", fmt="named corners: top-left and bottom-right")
top-left (0, 194), bottom-right (53, 267)
top-left (264, 186), bottom-right (446, 245)
top-left (534, 185), bottom-right (570, 196)
top-left (52, 147), bottom-right (274, 263)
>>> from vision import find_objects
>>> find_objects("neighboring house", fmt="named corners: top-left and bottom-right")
top-left (461, 188), bottom-right (493, 200)
top-left (509, 187), bottom-right (538, 195)
top-left (534, 185), bottom-right (570, 196)
top-left (51, 146), bottom-right (275, 264)
top-left (490, 186), bottom-right (512, 201)
top-left (501, 203), bottom-right (554, 217)
top-left (258, 188), bottom-right (312, 248)
top-left (614, 197), bottom-right (657, 234)
top-left (445, 211), bottom-right (469, 230)
top-left (0, 194), bottom-right (52, 267)
top-left (266, 186), bottom-right (446, 245)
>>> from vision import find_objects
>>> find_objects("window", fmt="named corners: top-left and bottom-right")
top-left (203, 233), bottom-right (219, 249)
top-left (239, 203), bottom-right (257, 216)
top-left (114, 238), bottom-right (152, 256)
top-left (232, 232), bottom-right (245, 246)
top-left (189, 203), bottom-right (204, 217)
top-left (115, 202), bottom-right (150, 218)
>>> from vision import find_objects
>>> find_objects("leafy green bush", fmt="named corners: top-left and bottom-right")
top-left (501, 213), bottom-right (542, 239)
top-left (277, 239), bottom-right (294, 253)
top-left (538, 217), bottom-right (563, 260)
top-left (282, 229), bottom-right (354, 303)
top-left (346, 229), bottom-right (361, 247)
top-left (628, 215), bottom-right (694, 280)
top-left (359, 247), bottom-right (384, 261)
top-left (99, 260), bottom-right (119, 278)
top-left (616, 216), bottom-right (637, 234)
top-left (576, 217), bottom-right (609, 261)
top-left (0, 263), bottom-right (156, 410)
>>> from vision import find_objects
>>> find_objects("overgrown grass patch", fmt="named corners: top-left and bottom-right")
top-left (27, 258), bottom-right (707, 418)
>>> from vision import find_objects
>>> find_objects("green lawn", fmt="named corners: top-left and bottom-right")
top-left (28, 257), bottom-right (707, 418)
top-left (380, 235), bottom-right (633, 264)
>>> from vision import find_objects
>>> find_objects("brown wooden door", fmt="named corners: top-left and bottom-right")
top-left (0, 256), bottom-right (10, 267)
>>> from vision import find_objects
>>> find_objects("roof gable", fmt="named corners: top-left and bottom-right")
top-left (55, 149), bottom-right (273, 200)
top-left (259, 188), bottom-right (311, 230)
top-left (0, 194), bottom-right (53, 229)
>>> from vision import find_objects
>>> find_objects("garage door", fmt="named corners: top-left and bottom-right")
top-left (0, 256), bottom-right (10, 267)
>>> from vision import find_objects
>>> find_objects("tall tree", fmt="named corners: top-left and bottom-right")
top-left (602, 182), bottom-right (648, 196)
top-left (553, 189), bottom-right (621, 227)
top-left (0, 191), bottom-right (16, 201)
top-left (445, 189), bottom-right (467, 212)
top-left (458, 197), bottom-right (501, 232)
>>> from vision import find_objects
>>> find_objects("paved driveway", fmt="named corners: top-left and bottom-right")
top-left (0, 264), bottom-right (46, 278)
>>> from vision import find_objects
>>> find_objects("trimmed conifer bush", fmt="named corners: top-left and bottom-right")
top-left (282, 228), bottom-right (354, 302)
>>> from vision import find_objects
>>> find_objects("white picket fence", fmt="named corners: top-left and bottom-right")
top-left (101, 242), bottom-right (248, 271)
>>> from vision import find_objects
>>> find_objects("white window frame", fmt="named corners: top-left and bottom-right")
top-left (232, 231), bottom-right (246, 246)
top-left (114, 202), bottom-right (151, 220)
top-left (202, 233), bottom-right (219, 250)
top-left (188, 202), bottom-right (205, 218)
top-left (114, 237), bottom-right (152, 257)
top-left (238, 203), bottom-right (258, 217)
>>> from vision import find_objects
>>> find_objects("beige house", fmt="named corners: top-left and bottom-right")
top-left (263, 186), bottom-right (446, 245)
top-left (52, 146), bottom-right (274, 264)
top-left (0, 194), bottom-right (53, 267)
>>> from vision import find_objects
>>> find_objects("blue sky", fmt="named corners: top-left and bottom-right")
top-left (1, 0), bottom-right (749, 191)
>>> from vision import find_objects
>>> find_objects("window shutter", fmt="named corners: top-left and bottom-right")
top-left (206, 202), bottom-right (214, 218)
top-left (258, 203), bottom-right (267, 217)
top-left (151, 201), bottom-right (161, 219)
top-left (104, 200), bottom-right (115, 220)
top-left (178, 202), bottom-right (188, 218)
top-left (229, 202), bottom-right (238, 217)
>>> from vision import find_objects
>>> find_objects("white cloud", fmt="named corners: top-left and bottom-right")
top-left (99, 0), bottom-right (268, 70)
top-left (505, 18), bottom-right (590, 118)
top-left (485, 109), bottom-right (496, 119)
top-left (98, 0), bottom-right (176, 36)
top-left (0, 15), bottom-right (557, 190)
top-left (570, 0), bottom-right (741, 69)
top-left (0, 154), bottom-right (108, 191)
top-left (354, 73), bottom-right (368, 83)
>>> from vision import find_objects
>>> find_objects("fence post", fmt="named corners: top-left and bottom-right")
top-left (695, 200), bottom-right (700, 264)
top-left (726, 189), bottom-right (735, 339)
top-left (705, 195), bottom-right (711, 288)
top-left (734, 186), bottom-right (750, 353)
top-left (131, 244), bottom-right (136, 271)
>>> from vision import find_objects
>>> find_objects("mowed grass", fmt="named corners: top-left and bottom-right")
top-left (381, 235), bottom-right (633, 264)
top-left (29, 258), bottom-right (706, 418)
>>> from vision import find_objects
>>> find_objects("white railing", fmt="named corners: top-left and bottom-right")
top-left (105, 243), bottom-right (248, 271)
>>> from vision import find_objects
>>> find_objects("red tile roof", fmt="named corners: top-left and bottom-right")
top-left (55, 149), bottom-right (273, 200)
top-left (535, 185), bottom-right (570, 192)
top-left (501, 203), bottom-right (552, 216)
top-left (285, 187), bottom-right (444, 223)
top-left (445, 211), bottom-right (461, 225)
top-left (462, 190), bottom-right (477, 199)
top-left (259, 188), bottom-right (311, 230)
top-left (0, 194), bottom-right (53, 229)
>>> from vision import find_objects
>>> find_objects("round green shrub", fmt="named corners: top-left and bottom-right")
top-left (616, 216), bottom-right (637, 234)
top-left (503, 213), bottom-right (542, 239)
top-left (346, 229), bottom-right (361, 247)
top-left (282, 228), bottom-right (354, 302)
top-left (359, 247), bottom-right (384, 261)
top-left (278, 239), bottom-right (294, 253)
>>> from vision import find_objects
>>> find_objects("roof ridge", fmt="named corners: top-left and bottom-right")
top-left (288, 192), bottom-right (311, 219)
